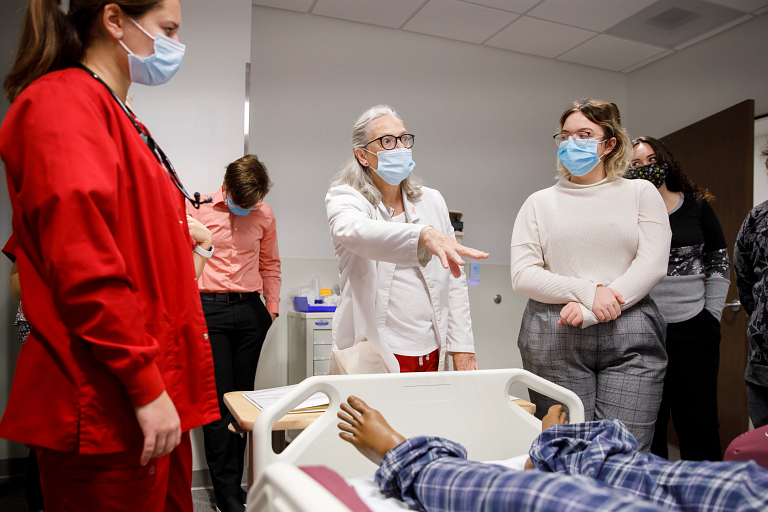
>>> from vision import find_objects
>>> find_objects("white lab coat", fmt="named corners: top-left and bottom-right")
top-left (325, 184), bottom-right (474, 374)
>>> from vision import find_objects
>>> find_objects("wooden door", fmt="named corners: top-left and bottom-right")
top-left (660, 100), bottom-right (755, 456)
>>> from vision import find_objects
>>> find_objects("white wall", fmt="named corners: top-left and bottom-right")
top-left (625, 12), bottom-right (768, 139)
top-left (249, 6), bottom-right (627, 398)
top-left (250, 6), bottom-right (628, 266)
top-left (130, 0), bottom-right (252, 196)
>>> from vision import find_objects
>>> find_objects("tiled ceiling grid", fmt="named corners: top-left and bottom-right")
top-left (252, 0), bottom-right (768, 72)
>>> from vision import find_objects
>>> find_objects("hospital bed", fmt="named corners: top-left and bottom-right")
top-left (246, 369), bottom-right (585, 512)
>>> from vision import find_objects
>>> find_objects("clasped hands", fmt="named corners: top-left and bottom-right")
top-left (557, 285), bottom-right (625, 327)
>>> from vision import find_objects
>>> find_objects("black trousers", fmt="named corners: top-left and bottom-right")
top-left (201, 294), bottom-right (272, 512)
top-left (747, 380), bottom-right (768, 428)
top-left (651, 308), bottom-right (722, 461)
top-left (26, 450), bottom-right (44, 512)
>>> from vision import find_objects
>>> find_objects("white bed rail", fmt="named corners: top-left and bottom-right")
top-left (251, 369), bottom-right (584, 482)
top-left (249, 462), bottom-right (353, 512)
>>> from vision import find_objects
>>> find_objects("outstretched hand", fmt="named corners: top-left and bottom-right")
top-left (422, 228), bottom-right (488, 278)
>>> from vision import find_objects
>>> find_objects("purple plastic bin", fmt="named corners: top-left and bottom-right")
top-left (293, 296), bottom-right (337, 313)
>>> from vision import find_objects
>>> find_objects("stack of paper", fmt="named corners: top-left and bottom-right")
top-left (243, 385), bottom-right (329, 414)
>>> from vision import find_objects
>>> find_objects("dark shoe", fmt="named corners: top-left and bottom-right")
top-left (215, 494), bottom-right (245, 512)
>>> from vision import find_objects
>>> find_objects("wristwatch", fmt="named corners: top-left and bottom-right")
top-left (194, 243), bottom-right (215, 259)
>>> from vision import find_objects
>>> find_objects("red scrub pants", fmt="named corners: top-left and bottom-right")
top-left (36, 431), bottom-right (193, 512)
top-left (395, 348), bottom-right (439, 372)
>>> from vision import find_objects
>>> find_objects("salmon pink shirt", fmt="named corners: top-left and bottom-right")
top-left (187, 187), bottom-right (282, 315)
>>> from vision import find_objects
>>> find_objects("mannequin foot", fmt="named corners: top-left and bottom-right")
top-left (337, 396), bottom-right (406, 465)
top-left (542, 404), bottom-right (568, 431)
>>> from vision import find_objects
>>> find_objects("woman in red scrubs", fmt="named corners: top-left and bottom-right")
top-left (0, 1), bottom-right (218, 510)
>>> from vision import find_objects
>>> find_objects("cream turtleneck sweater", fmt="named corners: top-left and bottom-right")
top-left (511, 176), bottom-right (671, 328)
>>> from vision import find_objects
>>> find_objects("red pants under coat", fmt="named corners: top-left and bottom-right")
top-left (395, 349), bottom-right (439, 372)
top-left (36, 431), bottom-right (193, 512)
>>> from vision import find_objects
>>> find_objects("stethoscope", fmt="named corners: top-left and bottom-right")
top-left (77, 64), bottom-right (211, 209)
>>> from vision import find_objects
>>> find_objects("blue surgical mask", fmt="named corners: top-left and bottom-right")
top-left (557, 138), bottom-right (604, 177)
top-left (226, 197), bottom-right (253, 216)
top-left (364, 148), bottom-right (415, 185)
top-left (119, 18), bottom-right (185, 86)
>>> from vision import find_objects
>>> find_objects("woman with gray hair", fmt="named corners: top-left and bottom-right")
top-left (326, 105), bottom-right (488, 374)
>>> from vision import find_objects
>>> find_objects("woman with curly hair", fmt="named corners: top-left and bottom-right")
top-left (511, 100), bottom-right (671, 451)
top-left (628, 137), bottom-right (729, 461)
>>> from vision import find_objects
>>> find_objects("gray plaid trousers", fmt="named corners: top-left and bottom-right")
top-left (518, 297), bottom-right (667, 452)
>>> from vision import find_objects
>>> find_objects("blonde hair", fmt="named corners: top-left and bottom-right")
top-left (330, 105), bottom-right (423, 205)
top-left (556, 99), bottom-right (631, 180)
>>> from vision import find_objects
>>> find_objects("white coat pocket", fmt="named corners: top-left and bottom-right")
top-left (329, 340), bottom-right (390, 375)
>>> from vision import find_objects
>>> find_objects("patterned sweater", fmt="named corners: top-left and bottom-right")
top-left (735, 199), bottom-right (768, 386)
top-left (649, 194), bottom-right (730, 323)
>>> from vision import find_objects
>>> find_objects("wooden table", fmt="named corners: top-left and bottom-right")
top-left (224, 391), bottom-right (536, 486)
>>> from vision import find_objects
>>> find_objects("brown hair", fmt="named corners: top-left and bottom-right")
top-left (557, 99), bottom-right (631, 179)
top-left (631, 136), bottom-right (714, 202)
top-left (4, 0), bottom-right (161, 103)
top-left (224, 154), bottom-right (272, 208)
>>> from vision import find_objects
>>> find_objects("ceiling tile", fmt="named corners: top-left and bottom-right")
top-left (252, 0), bottom-right (315, 12)
top-left (403, 0), bottom-right (519, 44)
top-left (485, 16), bottom-right (596, 58)
top-left (458, 0), bottom-right (541, 13)
top-left (605, 0), bottom-right (747, 50)
top-left (705, 0), bottom-right (768, 12)
top-left (620, 49), bottom-right (674, 72)
top-left (312, 0), bottom-right (426, 29)
top-left (528, 0), bottom-right (659, 32)
top-left (557, 34), bottom-right (667, 72)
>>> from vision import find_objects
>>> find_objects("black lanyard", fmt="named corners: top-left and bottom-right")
top-left (77, 64), bottom-right (211, 209)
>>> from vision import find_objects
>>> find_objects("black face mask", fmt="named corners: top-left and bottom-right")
top-left (626, 162), bottom-right (669, 188)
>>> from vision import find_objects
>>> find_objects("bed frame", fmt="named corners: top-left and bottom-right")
top-left (247, 369), bottom-right (584, 512)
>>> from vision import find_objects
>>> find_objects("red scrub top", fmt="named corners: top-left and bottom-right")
top-left (0, 68), bottom-right (219, 454)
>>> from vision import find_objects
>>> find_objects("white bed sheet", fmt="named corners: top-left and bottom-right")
top-left (347, 454), bottom-right (531, 512)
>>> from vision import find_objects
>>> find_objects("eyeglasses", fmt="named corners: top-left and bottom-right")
top-left (364, 134), bottom-right (415, 151)
top-left (553, 131), bottom-right (606, 148)
top-left (80, 64), bottom-right (212, 209)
